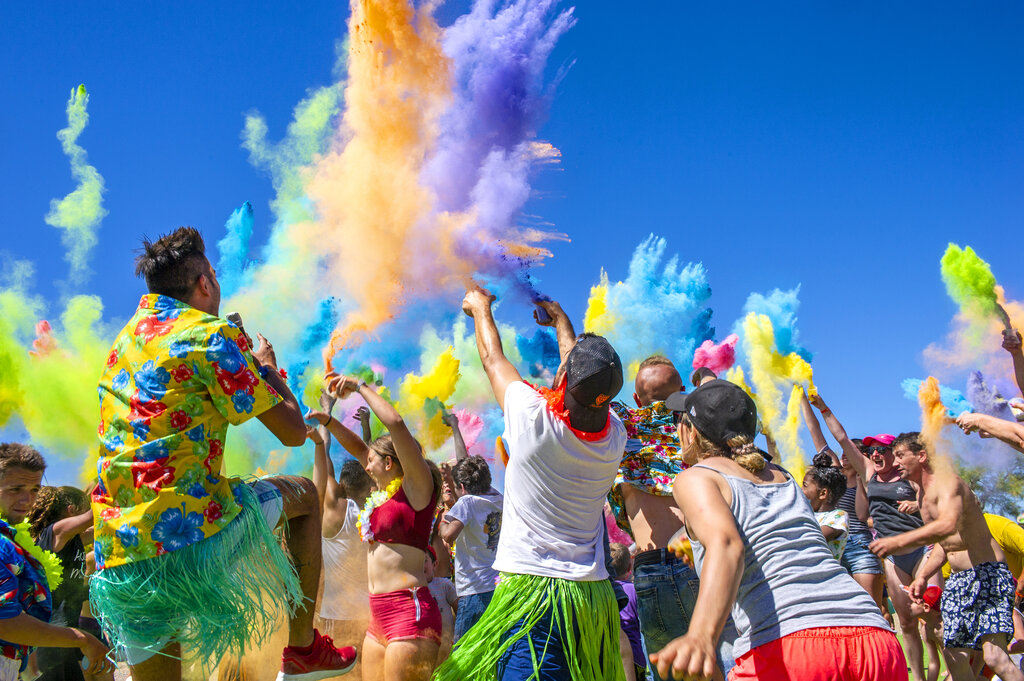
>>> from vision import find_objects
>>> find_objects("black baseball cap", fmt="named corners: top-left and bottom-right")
top-left (664, 379), bottom-right (757, 446)
top-left (562, 334), bottom-right (623, 431)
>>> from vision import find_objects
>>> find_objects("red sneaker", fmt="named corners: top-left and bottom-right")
top-left (275, 630), bottom-right (357, 681)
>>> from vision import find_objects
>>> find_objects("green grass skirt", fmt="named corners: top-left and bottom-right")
top-left (89, 483), bottom-right (302, 668)
top-left (433, 573), bottom-right (625, 681)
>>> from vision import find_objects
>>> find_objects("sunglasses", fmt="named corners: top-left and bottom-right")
top-left (864, 446), bottom-right (890, 455)
top-left (672, 411), bottom-right (690, 427)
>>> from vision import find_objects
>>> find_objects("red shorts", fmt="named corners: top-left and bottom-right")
top-left (730, 626), bottom-right (908, 681)
top-left (367, 586), bottom-right (442, 645)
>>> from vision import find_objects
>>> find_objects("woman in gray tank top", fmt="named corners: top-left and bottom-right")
top-left (650, 380), bottom-right (906, 681)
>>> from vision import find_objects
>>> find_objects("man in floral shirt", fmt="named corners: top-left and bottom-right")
top-left (91, 227), bottom-right (355, 681)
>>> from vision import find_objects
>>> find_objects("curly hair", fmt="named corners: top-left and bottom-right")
top-left (134, 226), bottom-right (209, 300)
top-left (806, 453), bottom-right (847, 506)
top-left (28, 485), bottom-right (88, 540)
top-left (452, 456), bottom-right (492, 495)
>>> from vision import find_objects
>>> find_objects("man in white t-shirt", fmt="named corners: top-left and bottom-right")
top-left (435, 287), bottom-right (628, 681)
top-left (440, 455), bottom-right (504, 641)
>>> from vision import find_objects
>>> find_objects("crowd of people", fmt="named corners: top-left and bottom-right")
top-left (1, 226), bottom-right (1023, 680)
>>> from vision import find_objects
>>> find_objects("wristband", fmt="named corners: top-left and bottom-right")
top-left (1016, 588), bottom-right (1024, 600)
top-left (819, 407), bottom-right (831, 415)
top-left (257, 364), bottom-right (271, 380)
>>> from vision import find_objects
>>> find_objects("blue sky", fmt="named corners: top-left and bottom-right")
top-left (2, 1), bottom-right (1022, 486)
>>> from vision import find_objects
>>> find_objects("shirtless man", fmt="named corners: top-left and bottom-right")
top-left (869, 432), bottom-right (1022, 681)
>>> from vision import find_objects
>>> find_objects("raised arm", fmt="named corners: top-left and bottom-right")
top-left (1003, 330), bottom-right (1024, 398)
top-left (957, 412), bottom-right (1024, 453)
top-left (307, 426), bottom-right (329, 510)
top-left (534, 299), bottom-right (577, 363)
top-left (800, 391), bottom-right (833, 462)
top-left (49, 509), bottom-right (94, 552)
top-left (651, 468), bottom-right (744, 680)
top-left (355, 406), bottom-right (373, 444)
top-left (808, 393), bottom-right (869, 482)
top-left (310, 409), bottom-right (371, 467)
top-left (462, 287), bottom-right (523, 411)
top-left (327, 374), bottom-right (434, 510)
top-left (442, 412), bottom-right (468, 461)
top-left (252, 333), bottom-right (307, 447)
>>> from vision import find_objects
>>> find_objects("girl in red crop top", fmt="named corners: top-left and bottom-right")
top-left (314, 373), bottom-right (444, 681)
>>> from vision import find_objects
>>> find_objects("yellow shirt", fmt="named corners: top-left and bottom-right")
top-left (93, 295), bottom-right (281, 569)
top-left (941, 513), bottom-right (1024, 579)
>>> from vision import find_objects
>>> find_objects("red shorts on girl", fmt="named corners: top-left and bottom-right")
top-left (367, 586), bottom-right (442, 645)
top-left (729, 626), bottom-right (907, 681)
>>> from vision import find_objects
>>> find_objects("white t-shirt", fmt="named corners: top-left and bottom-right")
top-left (446, 489), bottom-right (503, 595)
top-left (493, 381), bottom-right (627, 580)
top-left (815, 508), bottom-right (849, 561)
top-left (318, 499), bottom-right (369, 620)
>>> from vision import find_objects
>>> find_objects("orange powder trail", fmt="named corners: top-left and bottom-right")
top-left (918, 376), bottom-right (951, 453)
top-left (313, 0), bottom-right (454, 369)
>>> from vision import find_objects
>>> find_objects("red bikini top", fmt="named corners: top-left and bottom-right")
top-left (369, 483), bottom-right (439, 552)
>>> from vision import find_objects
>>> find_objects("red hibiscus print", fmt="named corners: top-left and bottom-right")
top-left (132, 459), bottom-right (176, 492)
top-left (204, 439), bottom-right (224, 475)
top-left (133, 316), bottom-right (175, 343)
top-left (106, 350), bottom-right (118, 368)
top-left (99, 507), bottom-right (122, 521)
top-left (169, 410), bottom-right (192, 431)
top-left (213, 363), bottom-right (259, 397)
top-left (97, 421), bottom-right (105, 436)
top-left (127, 392), bottom-right (167, 422)
top-left (204, 501), bottom-right (223, 523)
top-left (171, 364), bottom-right (193, 383)
top-left (235, 334), bottom-right (250, 353)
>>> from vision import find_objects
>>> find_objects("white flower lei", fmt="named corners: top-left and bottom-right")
top-left (357, 476), bottom-right (403, 543)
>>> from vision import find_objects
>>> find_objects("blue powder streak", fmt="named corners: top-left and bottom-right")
top-left (216, 202), bottom-right (255, 298)
top-left (901, 378), bottom-right (973, 417)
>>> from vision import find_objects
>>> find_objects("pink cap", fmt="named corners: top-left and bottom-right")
top-left (862, 434), bottom-right (895, 447)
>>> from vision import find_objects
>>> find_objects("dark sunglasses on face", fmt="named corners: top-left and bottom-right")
top-left (864, 446), bottom-right (890, 455)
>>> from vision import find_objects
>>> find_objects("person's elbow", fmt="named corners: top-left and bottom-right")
top-left (279, 422), bottom-right (307, 447)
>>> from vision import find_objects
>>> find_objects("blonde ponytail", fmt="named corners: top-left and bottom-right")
top-left (728, 436), bottom-right (766, 473)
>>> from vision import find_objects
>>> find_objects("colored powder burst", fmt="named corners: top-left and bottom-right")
top-left (940, 244), bottom-right (1000, 321)
top-left (925, 246), bottom-right (1022, 377)
top-left (216, 201), bottom-right (255, 298)
top-left (582, 235), bottom-right (714, 390)
top-left (314, 0), bottom-right (572, 366)
top-left (917, 376), bottom-right (949, 452)
top-left (725, 365), bottom-right (755, 399)
top-left (44, 85), bottom-right (107, 286)
top-left (515, 327), bottom-right (560, 380)
top-left (0, 289), bottom-right (112, 482)
top-left (740, 312), bottom-right (815, 479)
top-left (693, 334), bottom-right (738, 375)
top-left (739, 287), bottom-right (811, 361)
top-left (966, 371), bottom-right (1016, 421)
top-left (900, 378), bottom-right (972, 418)
top-left (397, 348), bottom-right (461, 452)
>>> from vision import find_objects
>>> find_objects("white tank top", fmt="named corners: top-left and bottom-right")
top-left (318, 499), bottom-right (369, 621)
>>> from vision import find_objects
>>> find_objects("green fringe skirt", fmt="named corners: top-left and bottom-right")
top-left (433, 573), bottom-right (625, 681)
top-left (89, 483), bottom-right (302, 667)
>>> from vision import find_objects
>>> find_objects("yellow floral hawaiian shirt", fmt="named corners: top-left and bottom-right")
top-left (607, 400), bottom-right (688, 533)
top-left (93, 294), bottom-right (281, 569)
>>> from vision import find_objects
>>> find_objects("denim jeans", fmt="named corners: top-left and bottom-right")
top-left (454, 590), bottom-right (494, 641)
top-left (633, 553), bottom-right (735, 681)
